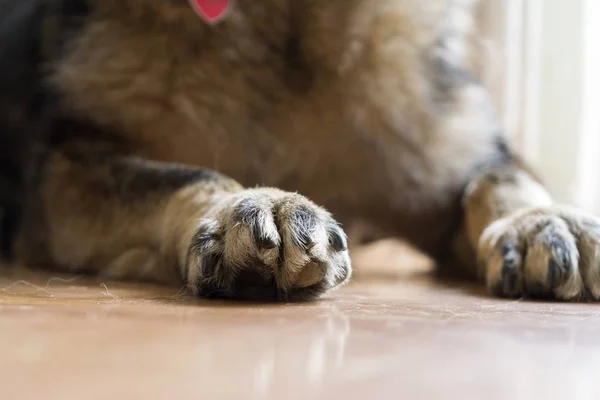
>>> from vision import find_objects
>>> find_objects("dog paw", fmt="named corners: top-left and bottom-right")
top-left (478, 206), bottom-right (600, 301)
top-left (184, 189), bottom-right (351, 301)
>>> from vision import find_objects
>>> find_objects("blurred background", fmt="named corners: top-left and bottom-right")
top-left (478, 0), bottom-right (600, 213)
top-left (358, 0), bottom-right (600, 275)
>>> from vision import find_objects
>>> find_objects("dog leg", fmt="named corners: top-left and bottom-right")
top-left (14, 128), bottom-right (350, 301)
top-left (456, 159), bottom-right (600, 301)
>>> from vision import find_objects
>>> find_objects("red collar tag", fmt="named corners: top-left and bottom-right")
top-left (189, 0), bottom-right (231, 24)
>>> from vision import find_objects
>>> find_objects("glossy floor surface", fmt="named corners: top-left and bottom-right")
top-left (1, 241), bottom-right (600, 400)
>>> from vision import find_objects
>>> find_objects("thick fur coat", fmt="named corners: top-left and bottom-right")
top-left (1, 0), bottom-right (599, 301)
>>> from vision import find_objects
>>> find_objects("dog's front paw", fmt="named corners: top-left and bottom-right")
top-left (478, 206), bottom-right (600, 301)
top-left (185, 189), bottom-right (351, 301)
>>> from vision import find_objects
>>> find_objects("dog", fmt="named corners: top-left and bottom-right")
top-left (1, 0), bottom-right (599, 302)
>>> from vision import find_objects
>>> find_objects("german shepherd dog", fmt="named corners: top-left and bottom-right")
top-left (1, 0), bottom-right (599, 301)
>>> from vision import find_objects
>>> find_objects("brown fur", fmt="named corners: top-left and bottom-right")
top-left (53, 0), bottom-right (498, 250)
top-left (6, 0), bottom-right (600, 301)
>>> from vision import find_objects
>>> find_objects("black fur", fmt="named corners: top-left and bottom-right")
top-left (234, 199), bottom-right (280, 249)
top-left (0, 0), bottom-right (48, 256)
top-left (0, 0), bottom-right (91, 256)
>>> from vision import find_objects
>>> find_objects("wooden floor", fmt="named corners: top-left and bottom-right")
top-left (1, 241), bottom-right (600, 400)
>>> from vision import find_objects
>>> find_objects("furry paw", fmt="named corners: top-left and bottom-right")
top-left (185, 189), bottom-right (351, 301)
top-left (478, 206), bottom-right (600, 301)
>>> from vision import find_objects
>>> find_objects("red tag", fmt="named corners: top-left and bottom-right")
top-left (189, 0), bottom-right (231, 24)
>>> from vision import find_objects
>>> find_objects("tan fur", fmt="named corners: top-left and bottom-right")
top-left (52, 0), bottom-right (497, 248)
top-left (9, 0), bottom-right (600, 301)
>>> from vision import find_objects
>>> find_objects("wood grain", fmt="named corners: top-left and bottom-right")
top-left (1, 242), bottom-right (599, 400)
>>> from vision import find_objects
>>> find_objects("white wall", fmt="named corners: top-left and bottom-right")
top-left (574, 0), bottom-right (600, 213)
top-left (536, 0), bottom-right (584, 204)
top-left (480, 0), bottom-right (600, 212)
